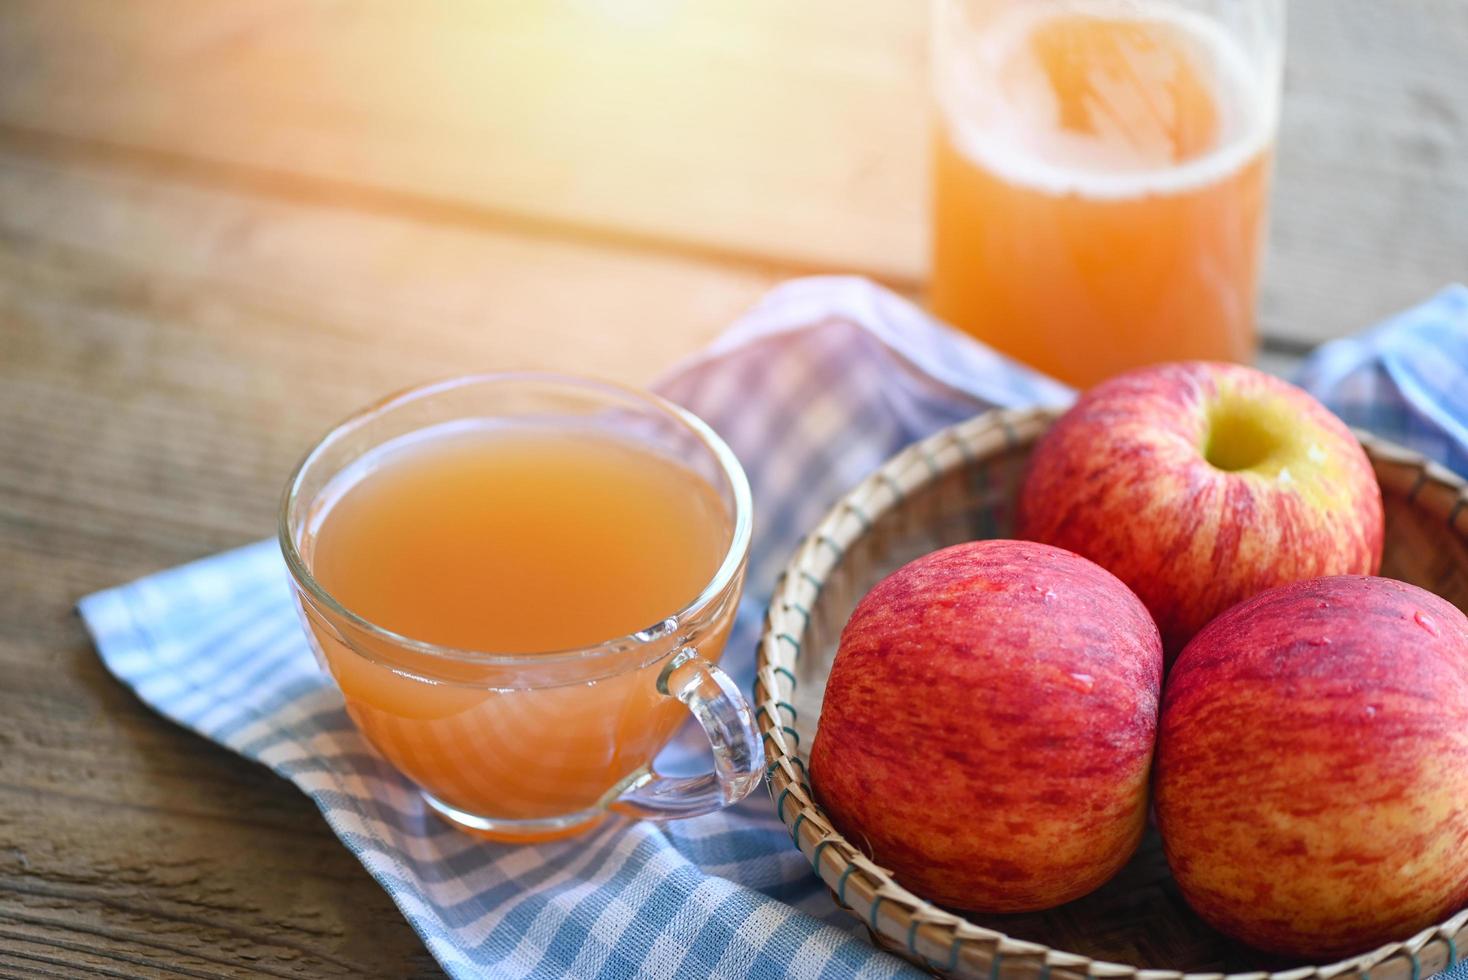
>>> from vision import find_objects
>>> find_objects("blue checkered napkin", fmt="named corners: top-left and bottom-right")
top-left (78, 277), bottom-right (1066, 980)
top-left (1295, 284), bottom-right (1468, 479)
top-left (78, 276), bottom-right (1468, 979)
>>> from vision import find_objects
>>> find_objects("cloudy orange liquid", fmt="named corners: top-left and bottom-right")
top-left (301, 424), bottom-right (732, 834)
top-left (931, 5), bottom-right (1274, 388)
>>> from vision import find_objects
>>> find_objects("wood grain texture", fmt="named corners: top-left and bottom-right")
top-left (0, 0), bottom-right (928, 285)
top-left (1262, 1), bottom-right (1468, 344)
top-left (0, 0), bottom-right (1464, 343)
top-left (0, 147), bottom-right (777, 976)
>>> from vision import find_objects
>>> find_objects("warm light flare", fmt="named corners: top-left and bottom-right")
top-left (569, 0), bottom-right (683, 32)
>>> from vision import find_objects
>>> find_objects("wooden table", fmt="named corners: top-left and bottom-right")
top-left (2, 2), bottom-right (1464, 975)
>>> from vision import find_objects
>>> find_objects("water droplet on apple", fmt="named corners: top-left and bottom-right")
top-left (1316, 600), bottom-right (1330, 609)
top-left (1415, 611), bottom-right (1440, 636)
top-left (1068, 672), bottom-right (1095, 692)
top-left (1364, 704), bottom-right (1378, 718)
top-left (1307, 637), bottom-right (1331, 647)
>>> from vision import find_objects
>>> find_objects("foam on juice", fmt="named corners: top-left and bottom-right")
top-left (934, 0), bottom-right (1278, 200)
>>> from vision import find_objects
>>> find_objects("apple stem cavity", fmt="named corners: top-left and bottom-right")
top-left (1203, 401), bottom-right (1283, 473)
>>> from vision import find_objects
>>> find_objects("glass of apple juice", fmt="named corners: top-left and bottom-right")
top-left (930, 0), bottom-right (1285, 388)
top-left (279, 374), bottom-right (761, 842)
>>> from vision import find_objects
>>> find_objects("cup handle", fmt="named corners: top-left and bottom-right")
top-left (610, 646), bottom-right (765, 820)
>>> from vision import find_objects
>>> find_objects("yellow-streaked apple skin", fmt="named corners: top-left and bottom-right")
top-left (809, 540), bottom-right (1163, 913)
top-left (1017, 361), bottom-right (1383, 662)
top-left (1156, 576), bottom-right (1468, 958)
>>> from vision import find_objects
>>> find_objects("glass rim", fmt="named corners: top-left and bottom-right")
top-left (278, 371), bottom-right (753, 666)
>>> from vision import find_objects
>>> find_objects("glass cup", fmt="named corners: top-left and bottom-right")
top-left (279, 374), bottom-right (761, 842)
top-left (930, 0), bottom-right (1285, 388)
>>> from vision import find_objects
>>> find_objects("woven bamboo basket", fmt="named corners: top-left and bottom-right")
top-left (755, 406), bottom-right (1468, 980)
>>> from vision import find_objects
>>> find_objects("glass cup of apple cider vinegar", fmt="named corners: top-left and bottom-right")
top-left (930, 0), bottom-right (1284, 388)
top-left (279, 374), bottom-right (760, 842)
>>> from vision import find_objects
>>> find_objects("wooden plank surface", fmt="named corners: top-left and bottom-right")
top-left (2, 0), bottom-right (1465, 344)
top-left (0, 0), bottom-right (929, 284)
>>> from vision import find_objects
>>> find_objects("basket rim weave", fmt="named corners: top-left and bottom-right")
top-left (754, 405), bottom-right (1468, 980)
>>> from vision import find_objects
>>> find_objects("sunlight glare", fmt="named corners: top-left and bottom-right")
top-left (569, 0), bottom-right (681, 32)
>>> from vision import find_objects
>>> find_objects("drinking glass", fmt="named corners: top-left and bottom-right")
top-left (280, 375), bottom-right (761, 842)
top-left (930, 0), bottom-right (1285, 388)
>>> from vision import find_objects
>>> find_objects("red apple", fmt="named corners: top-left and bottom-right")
top-left (1156, 575), bottom-right (1468, 958)
top-left (1017, 361), bottom-right (1383, 662)
top-left (809, 540), bottom-right (1163, 912)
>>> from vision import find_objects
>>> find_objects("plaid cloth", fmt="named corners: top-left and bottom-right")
top-left (79, 277), bottom-right (1468, 979)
